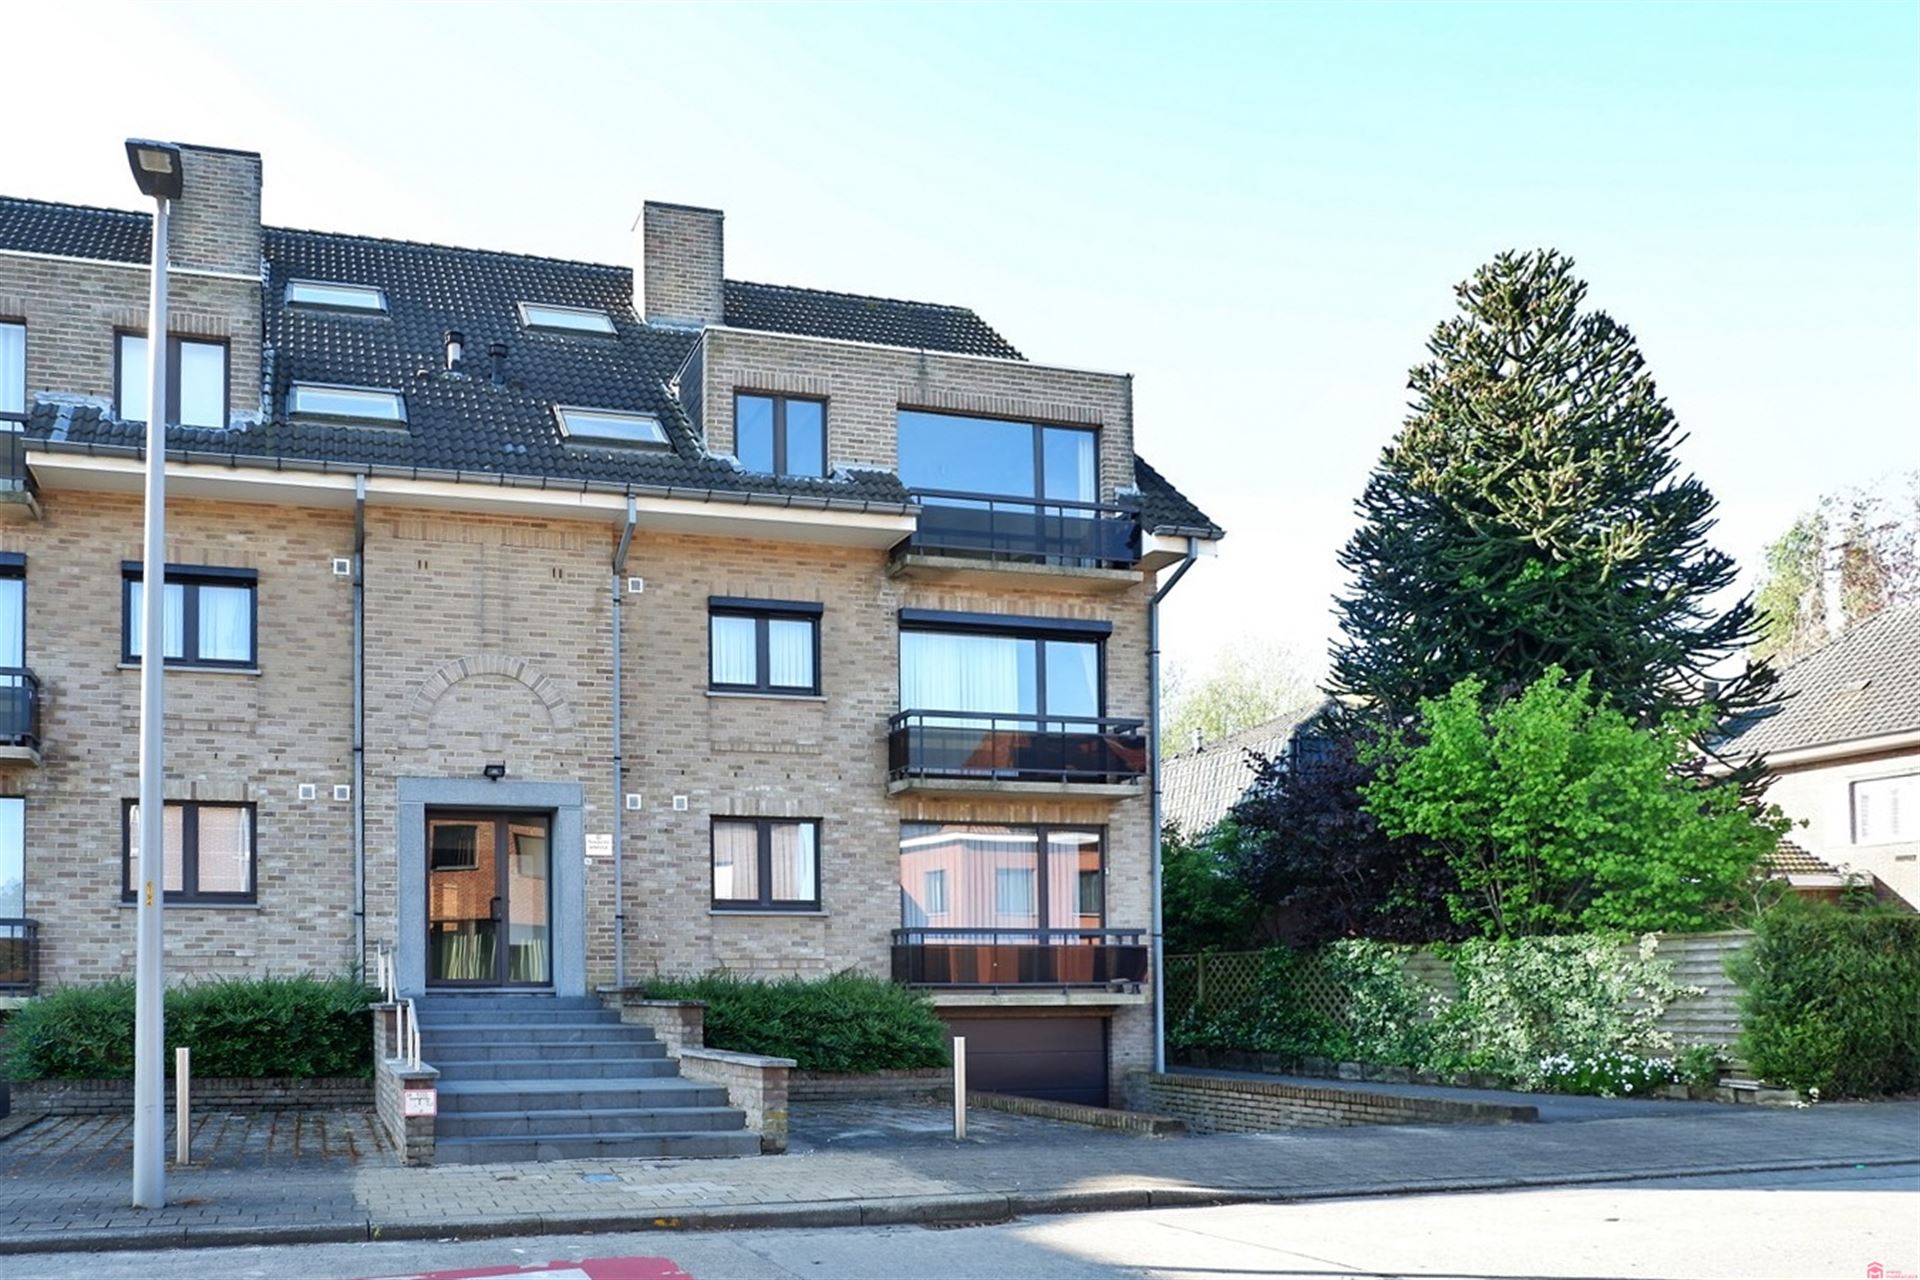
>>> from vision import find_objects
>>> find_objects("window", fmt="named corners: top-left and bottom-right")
top-left (899, 620), bottom-right (1102, 726)
top-left (285, 280), bottom-right (387, 312)
top-left (429, 823), bottom-right (479, 871)
top-left (555, 406), bottom-right (667, 447)
top-left (735, 393), bottom-right (826, 478)
top-left (1852, 774), bottom-right (1918, 845)
top-left (289, 383), bottom-right (407, 422)
top-left (0, 796), bottom-right (22, 918)
top-left (711, 818), bottom-right (820, 911)
top-left (116, 333), bottom-right (228, 429)
top-left (518, 302), bottom-right (617, 334)
top-left (122, 563), bottom-right (257, 668)
top-left (709, 597), bottom-right (821, 695)
top-left (0, 321), bottom-right (23, 419)
top-left (122, 800), bottom-right (255, 904)
top-left (899, 823), bottom-right (1103, 930)
top-left (897, 409), bottom-right (1096, 503)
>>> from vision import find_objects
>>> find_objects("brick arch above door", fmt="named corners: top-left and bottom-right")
top-left (403, 654), bottom-right (576, 750)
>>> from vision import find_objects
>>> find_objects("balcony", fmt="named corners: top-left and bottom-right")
top-left (889, 490), bottom-right (1142, 591)
top-left (0, 668), bottom-right (42, 765)
top-left (0, 918), bottom-right (39, 995)
top-left (887, 710), bottom-right (1147, 797)
top-left (0, 432), bottom-right (39, 523)
top-left (892, 927), bottom-right (1149, 990)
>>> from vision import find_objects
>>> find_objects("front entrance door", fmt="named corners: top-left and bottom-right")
top-left (426, 811), bottom-right (552, 987)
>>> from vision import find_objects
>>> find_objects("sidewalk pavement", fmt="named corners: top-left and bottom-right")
top-left (1, 1100), bottom-right (1914, 1255)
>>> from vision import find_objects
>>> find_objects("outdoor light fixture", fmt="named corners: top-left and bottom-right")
top-left (123, 139), bottom-right (184, 200)
top-left (483, 762), bottom-right (507, 781)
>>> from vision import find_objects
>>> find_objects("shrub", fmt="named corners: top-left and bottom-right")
top-left (1734, 897), bottom-right (1920, 1097)
top-left (1535, 1052), bottom-right (1678, 1097)
top-left (5, 974), bottom-right (377, 1081)
top-left (641, 970), bottom-right (949, 1074)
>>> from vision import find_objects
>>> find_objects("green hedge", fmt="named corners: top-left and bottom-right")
top-left (1734, 898), bottom-right (1920, 1097)
top-left (642, 970), bottom-right (949, 1074)
top-left (5, 975), bottom-right (377, 1081)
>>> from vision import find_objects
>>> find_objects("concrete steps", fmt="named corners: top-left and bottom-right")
top-left (414, 993), bottom-right (752, 1164)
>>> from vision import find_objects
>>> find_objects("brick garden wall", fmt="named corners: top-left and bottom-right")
top-left (1126, 1071), bottom-right (1536, 1134)
top-left (10, 1075), bottom-right (370, 1115)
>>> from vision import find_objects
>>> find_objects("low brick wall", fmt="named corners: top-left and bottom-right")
top-left (788, 1068), bottom-right (953, 1101)
top-left (371, 1003), bottom-right (439, 1166)
top-left (599, 991), bottom-right (706, 1056)
top-left (679, 1047), bottom-right (795, 1154)
top-left (8, 1075), bottom-right (371, 1116)
top-left (971, 1090), bottom-right (1185, 1136)
top-left (1126, 1070), bottom-right (1536, 1134)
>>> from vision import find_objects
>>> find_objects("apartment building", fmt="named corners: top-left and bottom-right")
top-left (0, 143), bottom-right (1221, 1110)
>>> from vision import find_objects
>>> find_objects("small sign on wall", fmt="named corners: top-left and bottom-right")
top-left (403, 1087), bottom-right (438, 1118)
top-left (585, 833), bottom-right (613, 860)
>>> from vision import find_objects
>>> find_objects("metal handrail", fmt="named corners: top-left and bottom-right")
top-left (889, 709), bottom-right (1145, 733)
top-left (894, 927), bottom-right (1146, 944)
top-left (906, 487), bottom-right (1136, 518)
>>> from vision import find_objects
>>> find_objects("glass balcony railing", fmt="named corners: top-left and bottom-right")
top-left (0, 667), bottom-right (41, 753)
top-left (902, 489), bottom-right (1139, 568)
top-left (891, 927), bottom-right (1149, 988)
top-left (887, 710), bottom-right (1148, 786)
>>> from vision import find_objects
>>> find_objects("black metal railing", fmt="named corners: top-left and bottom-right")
top-left (903, 489), bottom-right (1139, 567)
top-left (892, 927), bottom-right (1150, 988)
top-left (888, 710), bottom-right (1147, 785)
top-left (0, 668), bottom-right (41, 752)
top-left (0, 918), bottom-right (39, 993)
top-left (0, 431), bottom-right (33, 498)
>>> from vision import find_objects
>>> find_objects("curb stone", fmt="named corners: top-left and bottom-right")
top-left (1, 1154), bottom-right (1913, 1256)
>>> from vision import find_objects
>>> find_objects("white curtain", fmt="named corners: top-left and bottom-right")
top-left (771, 823), bottom-right (817, 902)
top-left (710, 615), bottom-right (757, 685)
top-left (177, 341), bottom-right (226, 429)
top-left (127, 581), bottom-right (186, 659)
top-left (117, 335), bottom-right (150, 422)
top-left (0, 578), bottom-right (22, 669)
top-left (0, 324), bottom-right (23, 416)
top-left (0, 797), bottom-right (23, 918)
top-left (195, 806), bottom-right (251, 894)
top-left (128, 803), bottom-right (188, 893)
top-left (712, 822), bottom-right (758, 901)
top-left (901, 632), bottom-right (1031, 717)
top-left (767, 618), bottom-right (814, 689)
top-left (899, 823), bottom-right (1040, 933)
top-left (198, 584), bottom-right (252, 662)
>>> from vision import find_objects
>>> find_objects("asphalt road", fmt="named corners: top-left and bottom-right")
top-left (2, 1163), bottom-right (1913, 1280)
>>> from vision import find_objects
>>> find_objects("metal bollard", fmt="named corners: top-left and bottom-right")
top-left (174, 1046), bottom-right (190, 1165)
top-left (952, 1036), bottom-right (967, 1140)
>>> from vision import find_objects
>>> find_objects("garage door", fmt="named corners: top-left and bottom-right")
top-left (946, 1016), bottom-right (1108, 1107)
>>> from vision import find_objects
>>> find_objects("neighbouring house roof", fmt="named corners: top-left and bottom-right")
top-left (1767, 838), bottom-right (1841, 879)
top-left (1716, 606), bottom-right (1920, 759)
top-left (0, 195), bottom-right (1215, 532)
top-left (1161, 700), bottom-right (1329, 836)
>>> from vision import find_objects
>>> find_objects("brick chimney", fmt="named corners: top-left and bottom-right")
top-left (636, 201), bottom-right (724, 329)
top-left (169, 145), bottom-right (263, 277)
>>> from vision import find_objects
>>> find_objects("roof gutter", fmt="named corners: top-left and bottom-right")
top-left (1710, 727), bottom-right (1920, 774)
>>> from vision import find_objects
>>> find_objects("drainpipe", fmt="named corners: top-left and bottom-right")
top-left (1149, 536), bottom-right (1199, 1074)
top-left (352, 475), bottom-right (367, 972)
top-left (611, 496), bottom-right (637, 987)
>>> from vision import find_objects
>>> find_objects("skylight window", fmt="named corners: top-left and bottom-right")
top-left (286, 280), bottom-right (388, 312)
top-left (518, 302), bottom-right (616, 334)
top-left (289, 382), bottom-right (407, 423)
top-left (556, 406), bottom-right (667, 447)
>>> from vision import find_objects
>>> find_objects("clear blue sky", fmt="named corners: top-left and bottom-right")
top-left (5, 2), bottom-right (1915, 681)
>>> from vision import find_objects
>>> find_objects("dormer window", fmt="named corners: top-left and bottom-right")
top-left (555, 406), bottom-right (666, 447)
top-left (289, 382), bottom-right (406, 423)
top-left (286, 280), bottom-right (387, 313)
top-left (518, 302), bottom-right (616, 335)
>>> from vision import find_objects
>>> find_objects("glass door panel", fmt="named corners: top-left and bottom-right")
top-left (427, 816), bottom-right (499, 984)
top-left (506, 819), bottom-right (550, 984)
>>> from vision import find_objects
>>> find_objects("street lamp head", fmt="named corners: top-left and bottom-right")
top-left (124, 139), bottom-right (184, 201)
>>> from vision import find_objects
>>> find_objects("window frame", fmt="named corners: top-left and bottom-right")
top-left (897, 613), bottom-right (1108, 722)
top-left (733, 392), bottom-right (829, 478)
top-left (554, 405), bottom-right (668, 447)
top-left (114, 330), bottom-right (231, 429)
top-left (895, 406), bottom-right (1100, 504)
top-left (898, 821), bottom-right (1107, 931)
top-left (0, 553), bottom-right (24, 670)
top-left (0, 318), bottom-right (25, 421)
top-left (1850, 772), bottom-right (1918, 846)
top-left (120, 798), bottom-right (258, 905)
top-left (287, 381), bottom-right (408, 423)
top-left (710, 817), bottom-right (822, 912)
top-left (517, 302), bottom-right (617, 335)
top-left (285, 279), bottom-right (389, 313)
top-left (708, 597), bottom-right (823, 697)
top-left (120, 562), bottom-right (259, 670)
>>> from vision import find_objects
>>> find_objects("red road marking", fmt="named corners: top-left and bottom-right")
top-left (368, 1257), bottom-right (691, 1280)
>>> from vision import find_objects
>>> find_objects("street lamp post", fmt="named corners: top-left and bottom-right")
top-left (125, 137), bottom-right (182, 1212)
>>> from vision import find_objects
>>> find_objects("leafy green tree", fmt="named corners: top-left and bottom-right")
top-left (1161, 820), bottom-right (1262, 954)
top-left (1331, 250), bottom-right (1769, 724)
top-left (1752, 511), bottom-right (1828, 665)
top-left (1361, 669), bottom-right (1788, 938)
top-left (1161, 637), bottom-right (1314, 757)
top-left (1753, 472), bottom-right (1919, 664)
